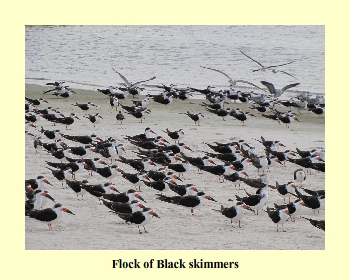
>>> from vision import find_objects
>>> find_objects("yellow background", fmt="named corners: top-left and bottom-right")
top-left (3, 0), bottom-right (344, 279)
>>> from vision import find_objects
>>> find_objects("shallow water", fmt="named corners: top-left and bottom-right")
top-left (25, 25), bottom-right (324, 96)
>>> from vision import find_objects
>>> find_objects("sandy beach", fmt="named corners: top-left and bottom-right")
top-left (25, 83), bottom-right (325, 250)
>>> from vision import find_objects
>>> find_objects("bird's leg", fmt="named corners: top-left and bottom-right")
top-left (143, 226), bottom-right (148, 233)
top-left (191, 208), bottom-right (194, 216)
top-left (276, 225), bottom-right (279, 232)
top-left (282, 224), bottom-right (286, 232)
top-left (138, 226), bottom-right (142, 234)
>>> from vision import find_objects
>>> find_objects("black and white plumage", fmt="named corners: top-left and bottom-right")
top-left (274, 199), bottom-right (305, 222)
top-left (84, 113), bottom-right (103, 128)
top-left (168, 183), bottom-right (198, 196)
top-left (118, 156), bottom-right (155, 171)
top-left (300, 216), bottom-right (325, 231)
top-left (65, 179), bottom-right (89, 199)
top-left (51, 113), bottom-right (80, 130)
top-left (114, 208), bottom-right (159, 234)
top-left (213, 202), bottom-right (252, 228)
top-left (98, 189), bottom-right (146, 203)
top-left (94, 165), bottom-right (122, 181)
top-left (31, 189), bottom-right (55, 210)
top-left (25, 176), bottom-right (53, 190)
top-left (235, 188), bottom-right (268, 215)
top-left (27, 203), bottom-right (74, 230)
top-left (39, 127), bottom-right (62, 141)
top-left (223, 169), bottom-right (248, 189)
top-left (46, 167), bottom-right (73, 187)
top-left (101, 199), bottom-right (145, 214)
top-left (116, 111), bottom-right (125, 123)
top-left (293, 188), bottom-right (325, 213)
top-left (294, 169), bottom-right (306, 187)
top-left (25, 97), bottom-right (48, 106)
top-left (163, 128), bottom-right (185, 144)
top-left (143, 177), bottom-right (177, 194)
top-left (185, 111), bottom-right (204, 126)
top-left (264, 207), bottom-right (290, 232)
top-left (156, 191), bottom-right (217, 215)
top-left (73, 102), bottom-right (96, 111)
top-left (61, 133), bottom-right (101, 145)
top-left (200, 163), bottom-right (236, 182)
top-left (271, 181), bottom-right (296, 203)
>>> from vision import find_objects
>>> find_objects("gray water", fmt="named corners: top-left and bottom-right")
top-left (25, 25), bottom-right (324, 96)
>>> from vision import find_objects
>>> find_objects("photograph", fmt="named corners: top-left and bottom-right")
top-left (25, 25), bottom-right (325, 250)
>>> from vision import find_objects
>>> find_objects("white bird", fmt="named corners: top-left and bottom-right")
top-left (260, 81), bottom-right (300, 98)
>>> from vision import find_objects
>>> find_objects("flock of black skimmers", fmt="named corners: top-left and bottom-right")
top-left (25, 54), bottom-right (325, 236)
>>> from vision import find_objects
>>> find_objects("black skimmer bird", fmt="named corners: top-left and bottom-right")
top-left (94, 165), bottom-right (122, 182)
top-left (35, 139), bottom-right (67, 153)
top-left (147, 169), bottom-right (182, 182)
top-left (206, 143), bottom-right (238, 154)
top-left (293, 188), bottom-right (325, 213)
top-left (238, 48), bottom-right (296, 73)
top-left (51, 113), bottom-right (80, 130)
top-left (84, 182), bottom-right (119, 199)
top-left (250, 156), bottom-right (269, 174)
top-left (69, 145), bottom-right (95, 158)
top-left (235, 188), bottom-right (268, 215)
top-left (65, 179), bottom-right (89, 200)
top-left (310, 106), bottom-right (325, 117)
top-left (163, 128), bottom-right (185, 144)
top-left (52, 88), bottom-right (76, 99)
top-left (271, 181), bottom-right (296, 203)
top-left (65, 157), bottom-right (107, 176)
top-left (263, 207), bottom-right (290, 232)
top-left (200, 100), bottom-right (224, 110)
top-left (41, 111), bottom-right (65, 124)
top-left (266, 156), bottom-right (282, 172)
top-left (126, 127), bottom-right (157, 141)
top-left (95, 143), bottom-right (125, 163)
top-left (48, 148), bottom-right (73, 161)
top-left (109, 96), bottom-right (119, 110)
top-left (25, 176), bottom-right (53, 190)
top-left (265, 148), bottom-right (297, 167)
top-left (256, 136), bottom-right (286, 151)
top-left (116, 111), bottom-right (125, 123)
top-left (25, 121), bottom-right (36, 130)
top-left (205, 108), bottom-right (233, 121)
top-left (166, 161), bottom-right (191, 177)
top-left (180, 154), bottom-right (216, 172)
top-left (143, 177), bottom-right (177, 194)
top-left (114, 208), bottom-right (159, 234)
top-left (168, 183), bottom-right (198, 196)
top-left (61, 133), bottom-right (101, 145)
top-left (118, 156), bottom-right (155, 172)
top-left (212, 202), bottom-right (253, 227)
top-left (25, 97), bottom-right (48, 106)
top-left (46, 167), bottom-right (73, 187)
top-left (303, 188), bottom-right (325, 197)
top-left (126, 108), bottom-right (150, 123)
top-left (223, 169), bottom-right (248, 189)
top-left (84, 113), bottom-right (103, 128)
top-left (98, 189), bottom-right (146, 203)
top-left (185, 111), bottom-right (204, 126)
top-left (27, 203), bottom-right (74, 230)
top-left (231, 158), bottom-right (251, 172)
top-left (250, 104), bottom-right (273, 114)
top-left (72, 101), bottom-right (97, 111)
top-left (296, 148), bottom-right (318, 158)
top-left (205, 150), bottom-right (244, 163)
top-left (294, 169), bottom-right (306, 187)
top-left (157, 142), bottom-right (192, 154)
top-left (132, 97), bottom-right (150, 108)
top-left (231, 112), bottom-right (255, 125)
top-left (300, 216), bottom-right (325, 231)
top-left (97, 86), bottom-right (115, 97)
top-left (121, 171), bottom-right (150, 191)
top-left (25, 112), bottom-right (43, 124)
top-left (101, 199), bottom-right (145, 214)
top-left (287, 155), bottom-right (324, 174)
top-left (43, 81), bottom-right (66, 93)
top-left (128, 138), bottom-right (165, 150)
top-left (200, 65), bottom-right (267, 91)
top-left (136, 151), bottom-right (179, 165)
top-left (32, 189), bottom-right (55, 210)
top-left (274, 199), bottom-right (305, 222)
top-left (260, 81), bottom-right (300, 98)
top-left (39, 127), bottom-right (62, 141)
top-left (201, 163), bottom-right (235, 182)
top-left (156, 191), bottom-right (217, 215)
top-left (240, 174), bottom-right (272, 189)
top-left (45, 160), bottom-right (87, 180)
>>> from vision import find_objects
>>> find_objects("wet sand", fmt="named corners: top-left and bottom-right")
top-left (25, 83), bottom-right (325, 250)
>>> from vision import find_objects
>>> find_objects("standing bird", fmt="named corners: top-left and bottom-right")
top-left (109, 96), bottom-right (119, 110)
top-left (84, 113), bottom-right (103, 128)
top-left (46, 167), bottom-right (73, 187)
top-left (260, 81), bottom-right (300, 99)
top-left (294, 169), bottom-right (306, 187)
top-left (163, 128), bottom-right (185, 144)
top-left (274, 199), bottom-right (305, 222)
top-left (114, 208), bottom-right (160, 234)
top-left (116, 111), bottom-right (125, 123)
top-left (263, 207), bottom-right (290, 232)
top-left (27, 203), bottom-right (74, 230)
top-left (156, 191), bottom-right (217, 215)
top-left (39, 127), bottom-right (62, 141)
top-left (201, 163), bottom-right (236, 182)
top-left (185, 112), bottom-right (204, 126)
top-left (271, 181), bottom-right (296, 203)
top-left (212, 202), bottom-right (253, 228)
top-left (235, 188), bottom-right (268, 215)
top-left (51, 113), bottom-right (80, 130)
top-left (94, 165), bottom-right (122, 182)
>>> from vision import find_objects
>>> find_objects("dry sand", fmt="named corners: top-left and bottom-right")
top-left (25, 83), bottom-right (325, 250)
